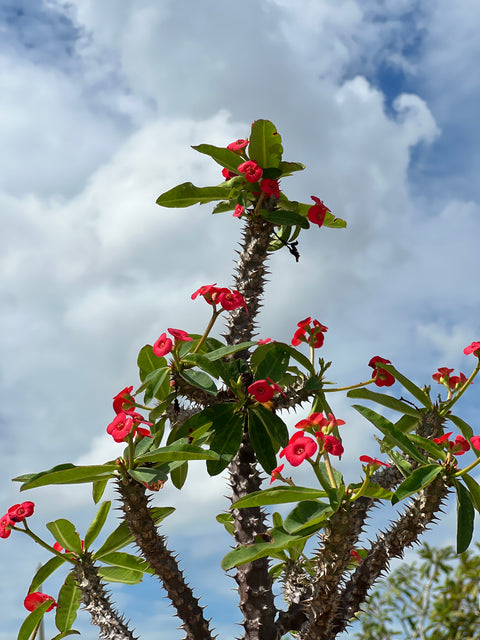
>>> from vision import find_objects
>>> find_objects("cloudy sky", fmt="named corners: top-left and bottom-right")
top-left (1, 0), bottom-right (480, 638)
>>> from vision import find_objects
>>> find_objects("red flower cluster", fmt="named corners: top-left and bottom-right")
top-left (0, 501), bottom-right (35, 539)
top-left (107, 386), bottom-right (153, 443)
top-left (307, 196), bottom-right (329, 227)
top-left (359, 455), bottom-right (390, 470)
top-left (24, 591), bottom-right (57, 612)
top-left (237, 160), bottom-right (263, 183)
top-left (260, 178), bottom-right (280, 198)
top-left (368, 356), bottom-right (395, 387)
top-left (280, 431), bottom-right (318, 466)
top-left (227, 139), bottom-right (249, 151)
top-left (248, 379), bottom-right (283, 403)
top-left (433, 432), bottom-right (470, 455)
top-left (432, 367), bottom-right (469, 391)
top-left (291, 317), bottom-right (328, 349)
top-left (191, 284), bottom-right (248, 312)
top-left (152, 328), bottom-right (193, 358)
top-left (464, 341), bottom-right (480, 357)
top-left (295, 412), bottom-right (345, 432)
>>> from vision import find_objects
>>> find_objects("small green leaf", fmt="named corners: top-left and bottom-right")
top-left (233, 486), bottom-right (328, 509)
top-left (248, 119), bottom-right (283, 169)
top-left (19, 464), bottom-right (118, 491)
top-left (47, 519), bottom-right (83, 554)
top-left (250, 404), bottom-right (289, 448)
top-left (348, 388), bottom-right (421, 417)
top-left (100, 551), bottom-right (152, 573)
top-left (251, 343), bottom-right (290, 381)
top-left (51, 632), bottom-right (81, 639)
top-left (448, 414), bottom-right (475, 446)
top-left (29, 556), bottom-right (66, 594)
top-left (179, 369), bottom-right (217, 395)
top-left (191, 143), bottom-right (246, 174)
top-left (150, 506), bottom-right (175, 524)
top-left (462, 473), bottom-right (480, 513)
top-left (279, 161), bottom-right (305, 175)
top-left (391, 465), bottom-right (443, 505)
top-left (181, 354), bottom-right (219, 379)
top-left (216, 512), bottom-right (235, 536)
top-left (136, 439), bottom-right (220, 465)
top-left (128, 467), bottom-right (168, 486)
top-left (275, 342), bottom-right (315, 376)
top-left (17, 599), bottom-right (54, 640)
top-left (283, 500), bottom-right (332, 534)
top-left (137, 345), bottom-right (167, 381)
top-left (143, 367), bottom-right (170, 404)
top-left (156, 182), bottom-right (230, 208)
top-left (261, 209), bottom-right (310, 229)
top-left (196, 341), bottom-right (256, 361)
top-left (248, 410), bottom-right (278, 474)
top-left (170, 461), bottom-right (188, 490)
top-left (92, 478), bottom-right (109, 504)
top-left (456, 480), bottom-right (475, 553)
top-left (97, 566), bottom-right (144, 584)
top-left (206, 405), bottom-right (244, 476)
top-left (55, 572), bottom-right (82, 632)
top-left (93, 521), bottom-right (134, 558)
top-left (84, 501), bottom-right (111, 551)
top-left (408, 434), bottom-right (446, 461)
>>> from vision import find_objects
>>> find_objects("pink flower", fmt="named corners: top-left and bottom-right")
top-left (368, 356), bottom-right (395, 387)
top-left (233, 205), bottom-right (245, 218)
top-left (464, 341), bottom-right (480, 357)
top-left (222, 168), bottom-right (237, 180)
top-left (359, 455), bottom-right (390, 470)
top-left (227, 139), bottom-right (249, 151)
top-left (307, 196), bottom-right (328, 227)
top-left (107, 412), bottom-right (134, 443)
top-left (216, 289), bottom-right (248, 312)
top-left (153, 333), bottom-right (173, 357)
top-left (470, 436), bottom-right (480, 451)
top-left (113, 386), bottom-right (134, 414)
top-left (8, 502), bottom-right (35, 523)
top-left (248, 380), bottom-right (275, 403)
top-left (24, 592), bottom-right (57, 613)
top-left (237, 160), bottom-right (263, 183)
top-left (316, 432), bottom-right (344, 456)
top-left (168, 328), bottom-right (193, 342)
top-left (260, 179), bottom-right (280, 198)
top-left (280, 431), bottom-right (318, 466)
top-left (270, 463), bottom-right (285, 484)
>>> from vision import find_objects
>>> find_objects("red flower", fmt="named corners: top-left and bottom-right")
top-left (464, 341), bottom-right (480, 357)
top-left (470, 436), bottom-right (480, 451)
top-left (113, 386), bottom-right (134, 414)
top-left (433, 432), bottom-right (470, 455)
top-left (233, 205), bottom-right (245, 218)
top-left (222, 168), bottom-right (237, 180)
top-left (350, 549), bottom-right (362, 564)
top-left (227, 139), bottom-right (249, 151)
top-left (153, 332), bottom-right (173, 357)
top-left (432, 367), bottom-right (454, 384)
top-left (168, 328), bottom-right (192, 342)
top-left (292, 327), bottom-right (307, 346)
top-left (291, 318), bottom-right (328, 348)
top-left (8, 502), bottom-right (35, 523)
top-left (24, 592), bottom-right (57, 613)
top-left (248, 380), bottom-right (278, 403)
top-left (191, 283), bottom-right (218, 302)
top-left (107, 412), bottom-right (134, 443)
top-left (359, 455), bottom-right (390, 470)
top-left (237, 160), bottom-right (263, 183)
top-left (316, 432), bottom-right (344, 456)
top-left (307, 196), bottom-right (328, 228)
top-left (257, 338), bottom-right (271, 345)
top-left (368, 356), bottom-right (395, 387)
top-left (448, 372), bottom-right (469, 390)
top-left (270, 463), bottom-right (285, 484)
top-left (0, 513), bottom-right (13, 539)
top-left (280, 431), bottom-right (318, 466)
top-left (216, 289), bottom-right (248, 312)
top-left (433, 432), bottom-right (453, 445)
top-left (260, 179), bottom-right (280, 198)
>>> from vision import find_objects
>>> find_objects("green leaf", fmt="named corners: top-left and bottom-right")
top-left (456, 480), bottom-right (475, 553)
top-left (206, 405), bottom-right (244, 475)
top-left (190, 341), bottom-right (256, 362)
top-left (156, 182), bottom-right (230, 208)
top-left (29, 556), bottom-right (66, 594)
top-left (232, 486), bottom-right (328, 509)
top-left (19, 464), bottom-right (118, 491)
top-left (127, 467), bottom-right (168, 486)
top-left (275, 342), bottom-right (315, 376)
top-left (84, 501), bottom-right (111, 551)
top-left (94, 521), bottom-right (134, 558)
top-left (136, 439), bottom-right (220, 464)
top-left (250, 404), bottom-right (289, 448)
top-left (170, 461), bottom-right (188, 490)
top-left (283, 500), bottom-right (332, 534)
top-left (17, 599), bottom-right (54, 640)
top-left (348, 387), bottom-right (421, 417)
top-left (348, 483), bottom-right (393, 500)
top-left (181, 353), bottom-right (219, 379)
top-left (216, 512), bottom-right (235, 536)
top-left (462, 473), bottom-right (480, 513)
top-left (248, 119), bottom-right (283, 169)
top-left (51, 632), bottom-right (81, 639)
top-left (251, 343), bottom-right (290, 381)
top-left (261, 209), bottom-right (310, 229)
top-left (391, 465), bottom-right (443, 505)
top-left (55, 572), bottom-right (82, 632)
top-left (47, 519), bottom-right (83, 554)
top-left (137, 345), bottom-right (167, 381)
top-left (212, 200), bottom-right (236, 214)
top-left (150, 506), bottom-right (175, 524)
top-left (97, 566), bottom-right (144, 585)
top-left (408, 434), bottom-right (446, 461)
top-left (395, 413), bottom-right (420, 434)
top-left (387, 449), bottom-right (413, 477)
top-left (191, 143), bottom-right (246, 174)
top-left (248, 409), bottom-right (278, 474)
top-left (92, 478), bottom-right (109, 504)
top-left (100, 551), bottom-right (152, 573)
top-left (143, 367), bottom-right (170, 404)
top-left (179, 369), bottom-right (217, 395)
top-left (448, 414), bottom-right (475, 445)
top-left (352, 405), bottom-right (428, 464)
top-left (382, 364), bottom-right (432, 408)
top-left (279, 161), bottom-right (305, 175)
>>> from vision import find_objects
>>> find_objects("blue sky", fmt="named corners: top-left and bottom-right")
top-left (1, 1), bottom-right (480, 638)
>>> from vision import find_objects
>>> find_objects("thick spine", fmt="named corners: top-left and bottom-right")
top-left (116, 475), bottom-right (214, 640)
